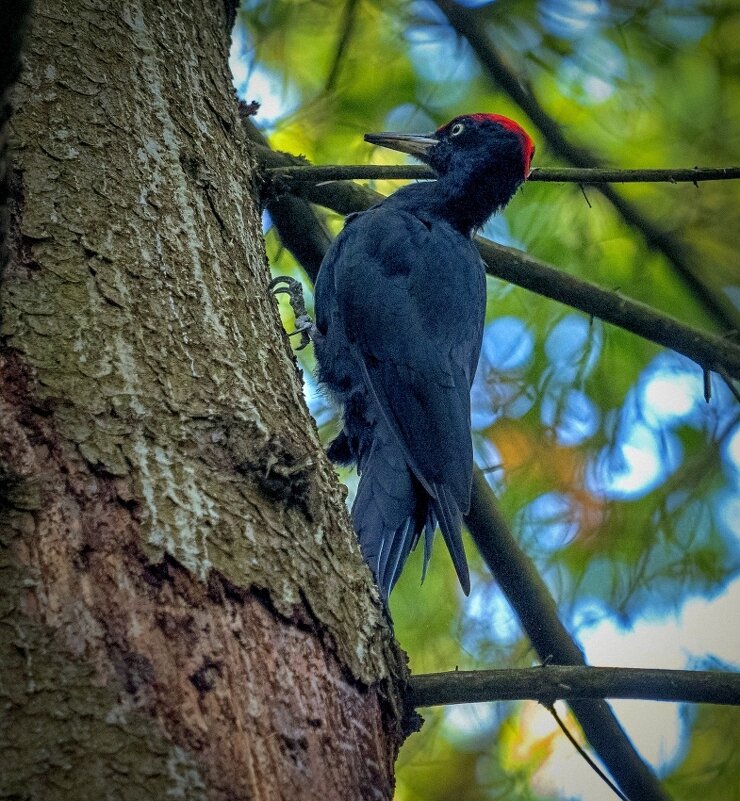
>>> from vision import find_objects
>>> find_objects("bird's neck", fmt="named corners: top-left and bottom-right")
top-left (431, 165), bottom-right (523, 234)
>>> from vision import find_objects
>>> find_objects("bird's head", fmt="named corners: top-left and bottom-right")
top-left (364, 114), bottom-right (535, 231)
top-left (364, 113), bottom-right (535, 182)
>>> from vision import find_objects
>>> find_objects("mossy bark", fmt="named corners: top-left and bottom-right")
top-left (0, 1), bottom-right (406, 799)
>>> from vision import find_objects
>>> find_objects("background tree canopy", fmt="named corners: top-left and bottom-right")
top-left (233, 1), bottom-right (739, 798)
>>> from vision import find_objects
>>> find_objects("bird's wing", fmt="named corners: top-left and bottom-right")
top-left (333, 208), bottom-right (485, 587)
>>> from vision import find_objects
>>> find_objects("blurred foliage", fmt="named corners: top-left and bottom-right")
top-left (665, 704), bottom-right (740, 801)
top-left (237, 1), bottom-right (739, 798)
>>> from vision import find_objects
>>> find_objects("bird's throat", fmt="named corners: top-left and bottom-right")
top-left (436, 166), bottom-right (523, 234)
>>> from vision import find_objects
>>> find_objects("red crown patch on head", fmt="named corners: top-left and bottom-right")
top-left (440, 113), bottom-right (536, 176)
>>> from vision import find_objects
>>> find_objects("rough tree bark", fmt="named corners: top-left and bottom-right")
top-left (0, 2), bottom-right (406, 800)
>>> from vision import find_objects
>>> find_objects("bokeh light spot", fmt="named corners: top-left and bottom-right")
top-left (484, 316), bottom-right (534, 371)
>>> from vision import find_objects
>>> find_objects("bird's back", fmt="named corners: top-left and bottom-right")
top-left (314, 192), bottom-right (486, 599)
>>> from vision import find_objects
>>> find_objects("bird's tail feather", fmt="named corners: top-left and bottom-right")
top-left (420, 513), bottom-right (437, 583)
top-left (352, 427), bottom-right (428, 601)
top-left (431, 483), bottom-right (470, 595)
top-left (352, 428), bottom-right (471, 600)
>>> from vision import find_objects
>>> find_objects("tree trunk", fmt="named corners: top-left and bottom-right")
top-left (0, 2), bottom-right (406, 799)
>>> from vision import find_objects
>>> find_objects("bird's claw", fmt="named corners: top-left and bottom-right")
top-left (269, 276), bottom-right (308, 315)
top-left (269, 275), bottom-right (317, 350)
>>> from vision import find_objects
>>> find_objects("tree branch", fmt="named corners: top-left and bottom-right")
top-left (257, 146), bottom-right (740, 383)
top-left (409, 665), bottom-right (740, 708)
top-left (433, 0), bottom-right (740, 331)
top-left (475, 238), bottom-right (740, 381)
top-left (325, 0), bottom-right (360, 91)
top-left (266, 164), bottom-right (740, 185)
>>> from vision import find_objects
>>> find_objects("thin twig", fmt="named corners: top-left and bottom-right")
top-left (408, 665), bottom-right (740, 707)
top-left (548, 704), bottom-right (630, 801)
top-left (266, 164), bottom-right (740, 185)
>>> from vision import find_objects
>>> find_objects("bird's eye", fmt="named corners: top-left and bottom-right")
top-left (450, 122), bottom-right (465, 137)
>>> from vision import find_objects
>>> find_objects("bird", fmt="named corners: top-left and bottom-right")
top-left (273, 113), bottom-right (534, 602)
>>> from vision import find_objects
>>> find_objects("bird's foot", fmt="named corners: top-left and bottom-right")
top-left (269, 275), bottom-right (318, 350)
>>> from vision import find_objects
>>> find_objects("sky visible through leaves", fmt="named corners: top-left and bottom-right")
top-left (231, 1), bottom-right (739, 798)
